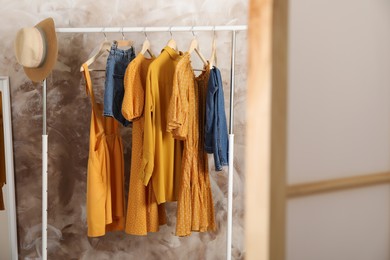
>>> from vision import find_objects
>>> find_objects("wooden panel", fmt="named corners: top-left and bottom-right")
top-left (270, 1), bottom-right (288, 260)
top-left (246, 0), bottom-right (288, 260)
top-left (287, 171), bottom-right (390, 198)
top-left (246, 0), bottom-right (273, 259)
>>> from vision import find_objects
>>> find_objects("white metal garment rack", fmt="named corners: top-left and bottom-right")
top-left (40, 25), bottom-right (246, 260)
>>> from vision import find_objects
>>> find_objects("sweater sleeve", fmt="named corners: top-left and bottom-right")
top-left (122, 59), bottom-right (145, 121)
top-left (141, 66), bottom-right (156, 186)
top-left (166, 61), bottom-right (189, 140)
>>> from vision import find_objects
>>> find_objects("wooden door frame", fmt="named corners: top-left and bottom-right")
top-left (245, 0), bottom-right (288, 260)
top-left (245, 1), bottom-right (390, 259)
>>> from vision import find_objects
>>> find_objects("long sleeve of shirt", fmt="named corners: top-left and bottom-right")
top-left (141, 68), bottom-right (156, 186)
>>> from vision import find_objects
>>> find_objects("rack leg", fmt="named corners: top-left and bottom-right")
top-left (227, 134), bottom-right (235, 260)
top-left (42, 134), bottom-right (48, 260)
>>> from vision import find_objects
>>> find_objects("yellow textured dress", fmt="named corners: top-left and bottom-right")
top-left (122, 54), bottom-right (167, 235)
top-left (141, 46), bottom-right (183, 204)
top-left (82, 64), bottom-right (125, 237)
top-left (167, 53), bottom-right (216, 236)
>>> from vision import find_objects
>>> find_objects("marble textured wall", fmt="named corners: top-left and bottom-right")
top-left (0, 1), bottom-right (248, 259)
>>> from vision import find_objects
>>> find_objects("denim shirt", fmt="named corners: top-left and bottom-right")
top-left (205, 67), bottom-right (229, 171)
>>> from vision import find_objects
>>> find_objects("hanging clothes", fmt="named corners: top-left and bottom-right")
top-left (205, 67), bottom-right (229, 171)
top-left (122, 53), bottom-right (167, 235)
top-left (141, 46), bottom-right (183, 204)
top-left (82, 63), bottom-right (125, 237)
top-left (0, 94), bottom-right (5, 211)
top-left (167, 53), bottom-right (216, 236)
top-left (103, 42), bottom-right (135, 127)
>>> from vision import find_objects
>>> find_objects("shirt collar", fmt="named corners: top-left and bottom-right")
top-left (164, 46), bottom-right (182, 60)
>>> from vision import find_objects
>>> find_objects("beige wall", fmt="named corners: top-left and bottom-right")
top-left (0, 1), bottom-right (248, 259)
top-left (287, 0), bottom-right (390, 259)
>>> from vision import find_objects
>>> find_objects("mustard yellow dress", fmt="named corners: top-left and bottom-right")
top-left (82, 64), bottom-right (125, 237)
top-left (141, 46), bottom-right (183, 204)
top-left (167, 53), bottom-right (216, 236)
top-left (122, 54), bottom-right (167, 235)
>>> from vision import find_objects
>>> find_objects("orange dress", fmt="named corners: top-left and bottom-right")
top-left (122, 54), bottom-right (167, 235)
top-left (167, 53), bottom-right (216, 236)
top-left (82, 64), bottom-right (125, 237)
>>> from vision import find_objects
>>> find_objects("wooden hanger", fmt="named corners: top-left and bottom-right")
top-left (116, 28), bottom-right (134, 49)
top-left (80, 31), bottom-right (111, 72)
top-left (140, 29), bottom-right (154, 58)
top-left (209, 27), bottom-right (217, 68)
top-left (188, 29), bottom-right (208, 66)
top-left (167, 27), bottom-right (177, 50)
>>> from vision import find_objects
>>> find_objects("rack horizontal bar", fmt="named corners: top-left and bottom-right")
top-left (55, 25), bottom-right (247, 33)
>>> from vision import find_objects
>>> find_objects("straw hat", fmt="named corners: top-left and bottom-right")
top-left (14, 18), bottom-right (58, 83)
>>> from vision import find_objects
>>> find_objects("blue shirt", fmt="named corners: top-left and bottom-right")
top-left (205, 67), bottom-right (229, 171)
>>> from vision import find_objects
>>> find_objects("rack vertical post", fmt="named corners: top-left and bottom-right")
top-left (42, 79), bottom-right (48, 260)
top-left (226, 30), bottom-right (237, 260)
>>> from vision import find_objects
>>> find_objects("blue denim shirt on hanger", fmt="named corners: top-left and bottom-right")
top-left (205, 67), bottom-right (229, 171)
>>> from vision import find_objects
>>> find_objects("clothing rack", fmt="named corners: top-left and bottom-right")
top-left (40, 25), bottom-right (246, 260)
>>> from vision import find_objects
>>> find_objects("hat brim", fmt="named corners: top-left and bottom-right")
top-left (24, 18), bottom-right (58, 83)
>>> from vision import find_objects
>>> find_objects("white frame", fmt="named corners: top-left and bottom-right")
top-left (0, 76), bottom-right (18, 260)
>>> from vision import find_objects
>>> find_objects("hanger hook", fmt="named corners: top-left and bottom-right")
top-left (191, 26), bottom-right (195, 37)
top-left (121, 27), bottom-right (125, 40)
top-left (169, 27), bottom-right (173, 38)
top-left (102, 28), bottom-right (107, 41)
top-left (213, 26), bottom-right (216, 38)
top-left (144, 27), bottom-right (148, 39)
